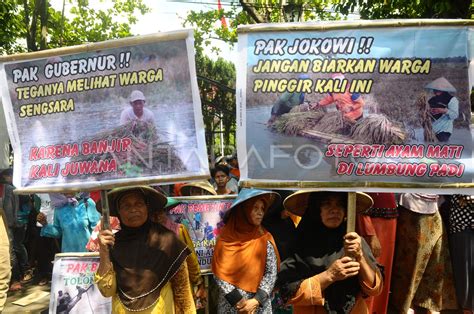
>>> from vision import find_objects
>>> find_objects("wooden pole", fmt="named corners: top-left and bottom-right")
top-left (345, 192), bottom-right (357, 258)
top-left (346, 192), bottom-right (356, 233)
top-left (100, 190), bottom-right (110, 230)
top-left (204, 275), bottom-right (209, 314)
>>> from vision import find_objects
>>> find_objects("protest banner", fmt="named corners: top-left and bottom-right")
top-left (0, 30), bottom-right (209, 193)
top-left (167, 195), bottom-right (235, 273)
top-left (236, 19), bottom-right (474, 193)
top-left (49, 253), bottom-right (111, 314)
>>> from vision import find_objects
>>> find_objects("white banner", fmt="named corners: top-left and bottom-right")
top-left (49, 253), bottom-right (111, 314)
top-left (0, 30), bottom-right (209, 192)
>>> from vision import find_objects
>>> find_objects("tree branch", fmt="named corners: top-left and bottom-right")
top-left (39, 0), bottom-right (48, 50)
top-left (239, 0), bottom-right (266, 23)
top-left (28, 0), bottom-right (41, 51)
top-left (22, 0), bottom-right (34, 51)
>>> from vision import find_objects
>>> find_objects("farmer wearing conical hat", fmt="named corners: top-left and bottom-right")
top-left (311, 73), bottom-right (365, 123)
top-left (425, 77), bottom-right (459, 142)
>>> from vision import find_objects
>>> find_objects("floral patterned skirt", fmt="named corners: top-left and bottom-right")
top-left (390, 207), bottom-right (458, 312)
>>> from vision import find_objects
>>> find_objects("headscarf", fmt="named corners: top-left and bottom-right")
top-left (277, 192), bottom-right (377, 313)
top-left (212, 197), bottom-right (280, 293)
top-left (263, 190), bottom-right (296, 261)
top-left (110, 190), bottom-right (190, 311)
top-left (49, 193), bottom-right (78, 208)
top-left (49, 192), bottom-right (90, 209)
top-left (157, 197), bottom-right (181, 235)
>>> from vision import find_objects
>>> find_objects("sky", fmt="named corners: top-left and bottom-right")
top-left (50, 0), bottom-right (238, 61)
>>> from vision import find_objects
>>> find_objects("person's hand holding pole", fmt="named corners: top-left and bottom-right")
top-left (97, 227), bottom-right (115, 276)
top-left (97, 190), bottom-right (113, 276)
top-left (37, 212), bottom-right (48, 226)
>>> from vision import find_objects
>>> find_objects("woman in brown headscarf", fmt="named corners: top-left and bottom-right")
top-left (94, 186), bottom-right (195, 313)
top-left (212, 188), bottom-right (280, 313)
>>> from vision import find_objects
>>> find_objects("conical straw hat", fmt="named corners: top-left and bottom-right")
top-left (180, 181), bottom-right (217, 196)
top-left (107, 185), bottom-right (167, 216)
top-left (425, 77), bottom-right (456, 93)
top-left (223, 188), bottom-right (280, 222)
top-left (283, 190), bottom-right (373, 217)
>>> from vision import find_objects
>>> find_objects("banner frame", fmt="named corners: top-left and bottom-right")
top-left (1, 29), bottom-right (211, 194)
top-left (239, 180), bottom-right (474, 194)
top-left (237, 19), bottom-right (474, 34)
top-left (237, 20), bottom-right (474, 194)
top-left (0, 30), bottom-right (192, 63)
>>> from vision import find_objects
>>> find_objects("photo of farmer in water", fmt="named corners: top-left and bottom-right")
top-left (310, 73), bottom-right (365, 123)
top-left (242, 27), bottom-right (472, 184)
top-left (120, 90), bottom-right (156, 126)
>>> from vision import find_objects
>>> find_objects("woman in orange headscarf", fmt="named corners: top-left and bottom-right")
top-left (212, 188), bottom-right (280, 313)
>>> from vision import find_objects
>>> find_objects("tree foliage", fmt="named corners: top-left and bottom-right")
top-left (183, 0), bottom-right (339, 53)
top-left (183, 1), bottom-right (340, 152)
top-left (0, 0), bottom-right (150, 54)
top-left (334, 0), bottom-right (472, 19)
top-left (1, 0), bottom-right (26, 54)
top-left (183, 0), bottom-right (472, 153)
top-left (184, 0), bottom-right (472, 54)
top-left (195, 52), bottom-right (237, 156)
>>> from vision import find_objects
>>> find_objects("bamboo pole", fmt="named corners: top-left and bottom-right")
top-left (346, 192), bottom-right (357, 233)
top-left (238, 19), bottom-right (474, 34)
top-left (345, 192), bottom-right (357, 258)
top-left (100, 190), bottom-right (110, 231)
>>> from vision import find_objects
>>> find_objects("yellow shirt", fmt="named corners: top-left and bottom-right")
top-left (94, 263), bottom-right (196, 314)
top-left (178, 224), bottom-right (202, 286)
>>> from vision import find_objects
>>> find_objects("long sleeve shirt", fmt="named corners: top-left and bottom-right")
top-left (214, 241), bottom-right (278, 313)
top-left (319, 91), bottom-right (364, 121)
top-left (41, 198), bottom-right (100, 253)
top-left (431, 97), bottom-right (459, 134)
top-left (2, 184), bottom-right (19, 228)
top-left (288, 269), bottom-right (383, 314)
top-left (94, 263), bottom-right (195, 313)
top-left (178, 224), bottom-right (203, 287)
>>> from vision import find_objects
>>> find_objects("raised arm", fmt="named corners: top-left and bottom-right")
top-left (94, 228), bottom-right (116, 297)
top-left (344, 232), bottom-right (383, 296)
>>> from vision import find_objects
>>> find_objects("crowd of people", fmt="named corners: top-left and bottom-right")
top-left (0, 155), bottom-right (473, 313)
